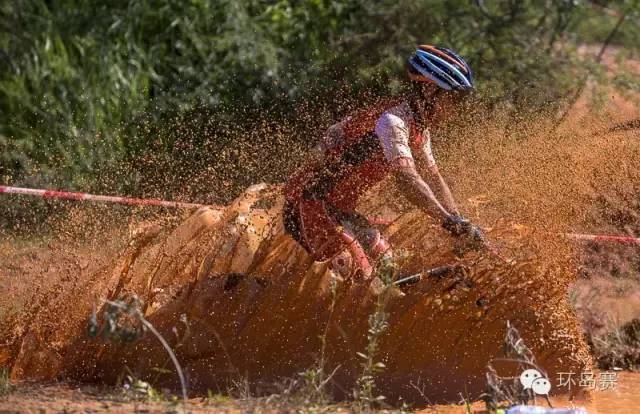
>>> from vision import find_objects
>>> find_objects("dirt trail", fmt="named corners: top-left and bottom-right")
top-left (1, 372), bottom-right (638, 413)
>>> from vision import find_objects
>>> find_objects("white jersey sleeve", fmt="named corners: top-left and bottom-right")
top-left (374, 113), bottom-right (414, 164)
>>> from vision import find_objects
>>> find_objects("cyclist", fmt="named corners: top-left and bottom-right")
top-left (284, 45), bottom-right (483, 279)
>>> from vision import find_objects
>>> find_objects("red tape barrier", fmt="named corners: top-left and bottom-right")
top-left (0, 185), bottom-right (211, 210)
top-left (2, 185), bottom-right (639, 246)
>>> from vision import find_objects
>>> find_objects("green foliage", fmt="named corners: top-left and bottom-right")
top-left (297, 274), bottom-right (340, 406)
top-left (124, 375), bottom-right (167, 402)
top-left (1, 0), bottom-right (638, 196)
top-left (354, 257), bottom-right (397, 408)
top-left (202, 390), bottom-right (232, 406)
top-left (573, 1), bottom-right (640, 48)
top-left (0, 367), bottom-right (12, 396)
top-left (355, 306), bottom-right (389, 408)
top-left (592, 318), bottom-right (640, 370)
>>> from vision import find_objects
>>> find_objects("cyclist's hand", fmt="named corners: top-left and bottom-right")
top-left (444, 215), bottom-right (489, 253)
top-left (442, 214), bottom-right (472, 237)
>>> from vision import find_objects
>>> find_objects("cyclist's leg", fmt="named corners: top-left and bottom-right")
top-left (338, 211), bottom-right (393, 263)
top-left (335, 229), bottom-right (374, 279)
top-left (296, 199), bottom-right (371, 278)
top-left (293, 199), bottom-right (386, 279)
top-left (296, 198), bottom-right (347, 261)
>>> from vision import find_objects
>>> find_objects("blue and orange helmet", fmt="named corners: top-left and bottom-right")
top-left (408, 45), bottom-right (474, 91)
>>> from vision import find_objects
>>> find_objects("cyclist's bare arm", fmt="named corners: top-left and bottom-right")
top-left (432, 168), bottom-right (460, 215)
top-left (413, 137), bottom-right (460, 215)
top-left (375, 112), bottom-right (454, 221)
top-left (393, 158), bottom-right (451, 221)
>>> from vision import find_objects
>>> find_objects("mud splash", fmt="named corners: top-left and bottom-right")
top-left (2, 182), bottom-right (591, 406)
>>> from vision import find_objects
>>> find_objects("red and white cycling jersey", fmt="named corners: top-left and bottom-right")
top-left (373, 101), bottom-right (437, 169)
top-left (285, 99), bottom-right (437, 212)
top-left (283, 99), bottom-right (439, 263)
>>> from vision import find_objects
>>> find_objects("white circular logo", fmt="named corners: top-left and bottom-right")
top-left (519, 369), bottom-right (542, 389)
top-left (531, 377), bottom-right (552, 395)
top-left (519, 369), bottom-right (551, 395)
